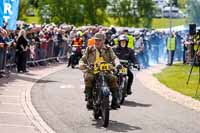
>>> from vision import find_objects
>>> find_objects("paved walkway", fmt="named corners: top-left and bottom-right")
top-left (0, 64), bottom-right (65, 133)
top-left (0, 64), bottom-right (199, 133)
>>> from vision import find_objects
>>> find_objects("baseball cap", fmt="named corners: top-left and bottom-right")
top-left (94, 32), bottom-right (105, 40)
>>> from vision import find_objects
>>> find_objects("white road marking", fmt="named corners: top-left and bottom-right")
top-left (64, 84), bottom-right (75, 89)
top-left (0, 112), bottom-right (26, 116)
top-left (0, 103), bottom-right (21, 106)
top-left (0, 124), bottom-right (34, 128)
top-left (60, 85), bottom-right (66, 89)
top-left (0, 88), bottom-right (8, 91)
top-left (0, 95), bottom-right (19, 98)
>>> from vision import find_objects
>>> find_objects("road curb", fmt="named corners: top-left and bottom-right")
top-left (136, 64), bottom-right (200, 112)
top-left (21, 65), bottom-right (66, 133)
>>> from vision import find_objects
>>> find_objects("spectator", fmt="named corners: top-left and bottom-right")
top-left (16, 30), bottom-right (29, 73)
top-left (0, 28), bottom-right (8, 77)
top-left (166, 32), bottom-right (176, 66)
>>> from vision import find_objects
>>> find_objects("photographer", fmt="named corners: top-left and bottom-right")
top-left (193, 31), bottom-right (200, 65)
top-left (182, 33), bottom-right (190, 64)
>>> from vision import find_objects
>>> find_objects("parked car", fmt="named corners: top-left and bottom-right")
top-left (26, 8), bottom-right (35, 16)
top-left (163, 6), bottom-right (182, 18)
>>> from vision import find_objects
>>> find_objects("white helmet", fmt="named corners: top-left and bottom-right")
top-left (134, 31), bottom-right (140, 36)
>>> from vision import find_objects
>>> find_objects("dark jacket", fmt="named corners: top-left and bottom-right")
top-left (16, 36), bottom-right (28, 52)
top-left (112, 46), bottom-right (138, 64)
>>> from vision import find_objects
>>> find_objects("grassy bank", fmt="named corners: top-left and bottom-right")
top-left (105, 17), bottom-right (186, 28)
top-left (152, 18), bottom-right (186, 29)
top-left (154, 64), bottom-right (200, 101)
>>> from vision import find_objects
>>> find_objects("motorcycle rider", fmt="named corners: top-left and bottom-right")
top-left (113, 35), bottom-right (139, 95)
top-left (105, 31), bottom-right (115, 46)
top-left (68, 32), bottom-right (83, 67)
top-left (79, 32), bottom-right (121, 110)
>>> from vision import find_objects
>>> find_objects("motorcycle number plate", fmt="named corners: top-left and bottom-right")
top-left (100, 64), bottom-right (109, 71)
top-left (120, 67), bottom-right (127, 74)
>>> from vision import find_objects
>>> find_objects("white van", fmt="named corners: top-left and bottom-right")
top-left (163, 6), bottom-right (179, 18)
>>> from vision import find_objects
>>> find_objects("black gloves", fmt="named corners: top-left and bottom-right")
top-left (116, 64), bottom-right (123, 70)
top-left (133, 64), bottom-right (140, 71)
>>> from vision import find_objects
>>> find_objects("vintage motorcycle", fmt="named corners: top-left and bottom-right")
top-left (90, 62), bottom-right (114, 127)
top-left (117, 60), bottom-right (139, 104)
top-left (69, 45), bottom-right (82, 68)
top-left (117, 60), bottom-right (129, 104)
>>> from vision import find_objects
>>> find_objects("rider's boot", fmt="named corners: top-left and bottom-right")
top-left (111, 90), bottom-right (120, 109)
top-left (127, 87), bottom-right (132, 95)
top-left (67, 57), bottom-right (71, 67)
top-left (127, 78), bottom-right (133, 95)
top-left (84, 87), bottom-right (93, 110)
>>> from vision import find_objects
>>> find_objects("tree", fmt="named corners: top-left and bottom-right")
top-left (109, 0), bottom-right (155, 27)
top-left (172, 0), bottom-right (178, 7)
top-left (19, 0), bottom-right (155, 27)
top-left (29, 0), bottom-right (39, 8)
top-left (109, 0), bottom-right (139, 26)
top-left (187, 0), bottom-right (200, 26)
top-left (108, 0), bottom-right (122, 25)
top-left (37, 0), bottom-right (108, 25)
top-left (178, 0), bottom-right (187, 8)
top-left (18, 0), bottom-right (28, 20)
top-left (138, 0), bottom-right (155, 28)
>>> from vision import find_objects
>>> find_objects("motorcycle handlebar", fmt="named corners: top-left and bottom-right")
top-left (124, 63), bottom-right (140, 71)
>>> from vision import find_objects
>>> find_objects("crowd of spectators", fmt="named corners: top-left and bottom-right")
top-left (0, 22), bottom-right (197, 78)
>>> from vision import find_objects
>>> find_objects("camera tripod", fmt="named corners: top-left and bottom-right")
top-left (186, 44), bottom-right (200, 97)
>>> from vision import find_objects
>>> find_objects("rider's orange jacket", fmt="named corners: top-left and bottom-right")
top-left (72, 37), bottom-right (83, 47)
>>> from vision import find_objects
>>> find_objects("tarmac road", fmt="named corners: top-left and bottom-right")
top-left (31, 68), bottom-right (200, 133)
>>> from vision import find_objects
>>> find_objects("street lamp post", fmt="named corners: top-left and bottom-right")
top-left (170, 0), bottom-right (172, 34)
top-left (133, 0), bottom-right (137, 16)
top-left (169, 0), bottom-right (173, 50)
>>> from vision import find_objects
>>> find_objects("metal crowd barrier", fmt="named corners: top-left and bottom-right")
top-left (0, 40), bottom-right (69, 72)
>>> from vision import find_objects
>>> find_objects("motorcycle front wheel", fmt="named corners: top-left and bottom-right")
top-left (101, 96), bottom-right (110, 127)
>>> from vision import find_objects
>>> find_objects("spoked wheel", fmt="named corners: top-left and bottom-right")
top-left (119, 86), bottom-right (125, 104)
top-left (93, 103), bottom-right (101, 120)
top-left (93, 91), bottom-right (100, 120)
top-left (101, 96), bottom-right (110, 127)
top-left (120, 95), bottom-right (125, 104)
top-left (70, 55), bottom-right (77, 69)
top-left (120, 79), bottom-right (128, 104)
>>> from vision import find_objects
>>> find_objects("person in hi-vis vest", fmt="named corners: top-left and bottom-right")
top-left (166, 32), bottom-right (176, 66)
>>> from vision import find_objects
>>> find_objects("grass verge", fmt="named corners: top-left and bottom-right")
top-left (154, 64), bottom-right (200, 101)
top-left (152, 18), bottom-right (186, 29)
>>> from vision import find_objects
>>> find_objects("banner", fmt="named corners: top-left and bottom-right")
top-left (0, 1), bottom-right (3, 27)
top-left (0, 0), bottom-right (20, 30)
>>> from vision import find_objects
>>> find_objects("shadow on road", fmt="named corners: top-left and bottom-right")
top-left (123, 100), bottom-right (152, 108)
top-left (15, 74), bottom-right (57, 84)
top-left (37, 79), bottom-right (57, 84)
top-left (0, 63), bottom-right (61, 87)
top-left (93, 120), bottom-right (142, 132)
